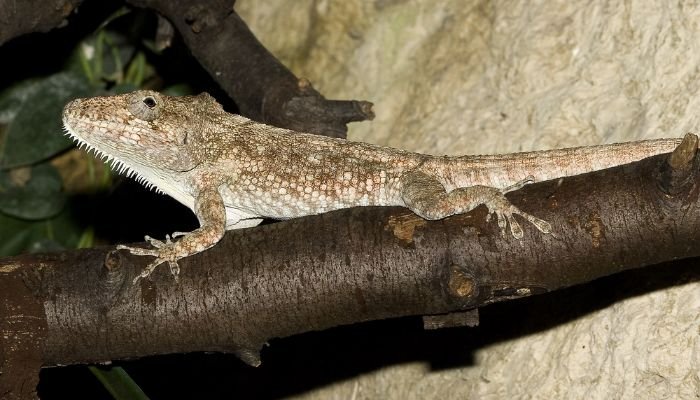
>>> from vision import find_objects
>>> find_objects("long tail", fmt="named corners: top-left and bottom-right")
top-left (440, 137), bottom-right (690, 189)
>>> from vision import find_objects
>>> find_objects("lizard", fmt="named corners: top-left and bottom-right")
top-left (61, 90), bottom-right (694, 283)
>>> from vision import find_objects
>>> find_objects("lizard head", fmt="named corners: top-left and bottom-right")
top-left (62, 90), bottom-right (224, 189)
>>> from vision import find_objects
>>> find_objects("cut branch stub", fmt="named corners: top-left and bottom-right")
top-left (659, 132), bottom-right (700, 196)
top-left (263, 78), bottom-right (375, 138)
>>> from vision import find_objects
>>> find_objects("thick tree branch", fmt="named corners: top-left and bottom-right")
top-left (2, 138), bottom-right (699, 395)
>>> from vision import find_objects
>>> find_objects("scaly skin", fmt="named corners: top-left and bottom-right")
top-left (62, 90), bottom-right (690, 282)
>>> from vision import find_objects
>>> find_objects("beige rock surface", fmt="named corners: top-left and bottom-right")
top-left (237, 1), bottom-right (700, 398)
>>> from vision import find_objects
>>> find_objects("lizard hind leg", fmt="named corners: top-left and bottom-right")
top-left (399, 172), bottom-right (551, 238)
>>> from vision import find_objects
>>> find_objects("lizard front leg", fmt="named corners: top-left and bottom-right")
top-left (399, 171), bottom-right (552, 238)
top-left (118, 186), bottom-right (227, 283)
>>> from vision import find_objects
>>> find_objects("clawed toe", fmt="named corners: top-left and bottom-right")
top-left (525, 215), bottom-right (552, 234)
top-left (116, 244), bottom-right (159, 257)
top-left (168, 261), bottom-right (180, 282)
top-left (131, 258), bottom-right (181, 284)
top-left (506, 214), bottom-right (524, 239)
top-left (118, 234), bottom-right (183, 284)
top-left (132, 258), bottom-right (164, 284)
top-left (144, 235), bottom-right (172, 248)
top-left (488, 204), bottom-right (549, 239)
top-left (502, 175), bottom-right (536, 194)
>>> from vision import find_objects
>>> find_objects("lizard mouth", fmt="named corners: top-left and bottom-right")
top-left (61, 102), bottom-right (163, 194)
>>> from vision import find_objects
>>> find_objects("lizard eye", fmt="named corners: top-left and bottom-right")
top-left (127, 91), bottom-right (161, 121)
top-left (143, 96), bottom-right (157, 108)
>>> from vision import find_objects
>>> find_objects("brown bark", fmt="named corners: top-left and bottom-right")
top-left (0, 0), bottom-right (81, 45)
top-left (2, 137), bottom-right (699, 398)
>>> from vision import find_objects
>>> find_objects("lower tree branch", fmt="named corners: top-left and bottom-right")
top-left (2, 138), bottom-right (699, 395)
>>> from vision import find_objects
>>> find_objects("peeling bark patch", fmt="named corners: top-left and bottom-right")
top-left (0, 273), bottom-right (48, 397)
top-left (0, 263), bottom-right (22, 273)
top-left (584, 211), bottom-right (606, 248)
top-left (385, 213), bottom-right (426, 245)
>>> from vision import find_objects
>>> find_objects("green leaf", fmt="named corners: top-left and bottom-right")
top-left (162, 84), bottom-right (195, 96)
top-left (111, 82), bottom-right (139, 95)
top-left (0, 78), bottom-right (42, 124)
top-left (0, 163), bottom-right (65, 220)
top-left (75, 30), bottom-right (136, 85)
top-left (124, 51), bottom-right (146, 87)
top-left (75, 226), bottom-right (95, 249)
top-left (0, 206), bottom-right (87, 257)
top-left (102, 31), bottom-right (137, 83)
top-left (0, 214), bottom-right (37, 256)
top-left (89, 366), bottom-right (150, 400)
top-left (63, 7), bottom-right (134, 80)
top-left (0, 72), bottom-right (94, 169)
top-left (26, 238), bottom-right (66, 253)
